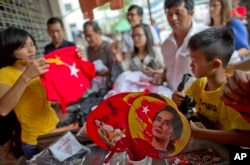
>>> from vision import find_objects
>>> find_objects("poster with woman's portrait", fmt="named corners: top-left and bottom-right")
top-left (127, 93), bottom-right (191, 158)
top-left (86, 92), bottom-right (191, 159)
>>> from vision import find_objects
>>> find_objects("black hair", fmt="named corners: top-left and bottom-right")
top-left (0, 27), bottom-right (36, 68)
top-left (47, 17), bottom-right (64, 29)
top-left (153, 106), bottom-right (183, 140)
top-left (128, 5), bottom-right (144, 17)
top-left (132, 23), bottom-right (155, 59)
top-left (83, 21), bottom-right (102, 33)
top-left (148, 93), bottom-right (166, 102)
top-left (188, 27), bottom-right (234, 68)
top-left (153, 105), bottom-right (183, 153)
top-left (164, 0), bottom-right (194, 12)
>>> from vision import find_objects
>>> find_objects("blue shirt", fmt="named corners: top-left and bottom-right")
top-left (230, 18), bottom-right (250, 60)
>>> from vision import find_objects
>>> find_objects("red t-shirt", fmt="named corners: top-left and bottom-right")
top-left (40, 46), bottom-right (95, 112)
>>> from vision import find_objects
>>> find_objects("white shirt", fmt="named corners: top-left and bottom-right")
top-left (161, 21), bottom-right (241, 92)
top-left (161, 21), bottom-right (209, 91)
top-left (122, 25), bottom-right (160, 53)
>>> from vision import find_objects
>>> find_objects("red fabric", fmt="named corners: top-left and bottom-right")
top-left (40, 46), bottom-right (95, 113)
top-left (236, 6), bottom-right (247, 16)
top-left (96, 0), bottom-right (109, 6)
top-left (226, 102), bottom-right (250, 123)
top-left (110, 0), bottom-right (124, 10)
top-left (79, 0), bottom-right (124, 20)
top-left (78, 0), bottom-right (97, 20)
top-left (231, 6), bottom-right (247, 17)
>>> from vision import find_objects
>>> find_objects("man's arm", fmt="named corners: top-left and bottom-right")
top-left (221, 70), bottom-right (250, 104)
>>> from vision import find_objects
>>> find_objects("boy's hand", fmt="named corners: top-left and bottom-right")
top-left (172, 91), bottom-right (185, 106)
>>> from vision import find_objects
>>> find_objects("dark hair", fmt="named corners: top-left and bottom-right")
top-left (153, 105), bottom-right (183, 153)
top-left (83, 21), bottom-right (102, 33)
top-left (164, 0), bottom-right (194, 12)
top-left (188, 27), bottom-right (234, 68)
top-left (47, 17), bottom-right (64, 29)
top-left (132, 23), bottom-right (155, 58)
top-left (128, 5), bottom-right (144, 17)
top-left (0, 27), bottom-right (36, 68)
top-left (148, 93), bottom-right (166, 102)
top-left (209, 0), bottom-right (230, 26)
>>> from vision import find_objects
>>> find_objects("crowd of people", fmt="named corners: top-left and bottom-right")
top-left (0, 0), bottom-right (250, 163)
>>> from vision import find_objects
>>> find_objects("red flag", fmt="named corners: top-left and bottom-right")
top-left (40, 46), bottom-right (95, 113)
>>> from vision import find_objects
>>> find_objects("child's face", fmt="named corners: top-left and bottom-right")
top-left (189, 50), bottom-right (214, 78)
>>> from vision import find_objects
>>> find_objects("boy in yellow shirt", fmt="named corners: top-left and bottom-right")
top-left (172, 27), bottom-right (250, 163)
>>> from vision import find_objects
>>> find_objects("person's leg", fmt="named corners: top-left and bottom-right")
top-left (21, 142), bottom-right (39, 160)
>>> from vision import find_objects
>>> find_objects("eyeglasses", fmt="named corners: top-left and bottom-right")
top-left (131, 34), bottom-right (145, 38)
top-left (127, 13), bottom-right (138, 17)
top-left (209, 3), bottom-right (221, 8)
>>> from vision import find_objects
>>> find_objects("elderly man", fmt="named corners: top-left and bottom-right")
top-left (83, 21), bottom-right (122, 90)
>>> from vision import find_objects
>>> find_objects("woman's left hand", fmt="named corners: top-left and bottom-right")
top-left (142, 67), bottom-right (155, 76)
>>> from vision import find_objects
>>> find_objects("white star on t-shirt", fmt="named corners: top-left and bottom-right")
top-left (142, 106), bottom-right (150, 115)
top-left (69, 63), bottom-right (80, 78)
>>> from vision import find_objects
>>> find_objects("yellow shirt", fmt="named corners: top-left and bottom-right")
top-left (0, 66), bottom-right (59, 145)
top-left (186, 77), bottom-right (250, 131)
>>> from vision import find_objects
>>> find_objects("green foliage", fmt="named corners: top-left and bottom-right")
top-left (96, 0), bottom-right (133, 33)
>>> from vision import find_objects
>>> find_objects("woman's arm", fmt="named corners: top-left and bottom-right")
top-left (0, 76), bottom-right (29, 116)
top-left (0, 58), bottom-right (49, 116)
top-left (237, 48), bottom-right (250, 58)
top-left (226, 58), bottom-right (250, 74)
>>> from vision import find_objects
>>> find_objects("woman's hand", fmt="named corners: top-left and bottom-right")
top-left (142, 67), bottom-right (155, 77)
top-left (22, 57), bottom-right (49, 82)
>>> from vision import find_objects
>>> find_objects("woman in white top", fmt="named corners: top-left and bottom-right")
top-left (129, 23), bottom-right (164, 77)
top-left (106, 24), bottom-right (169, 98)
